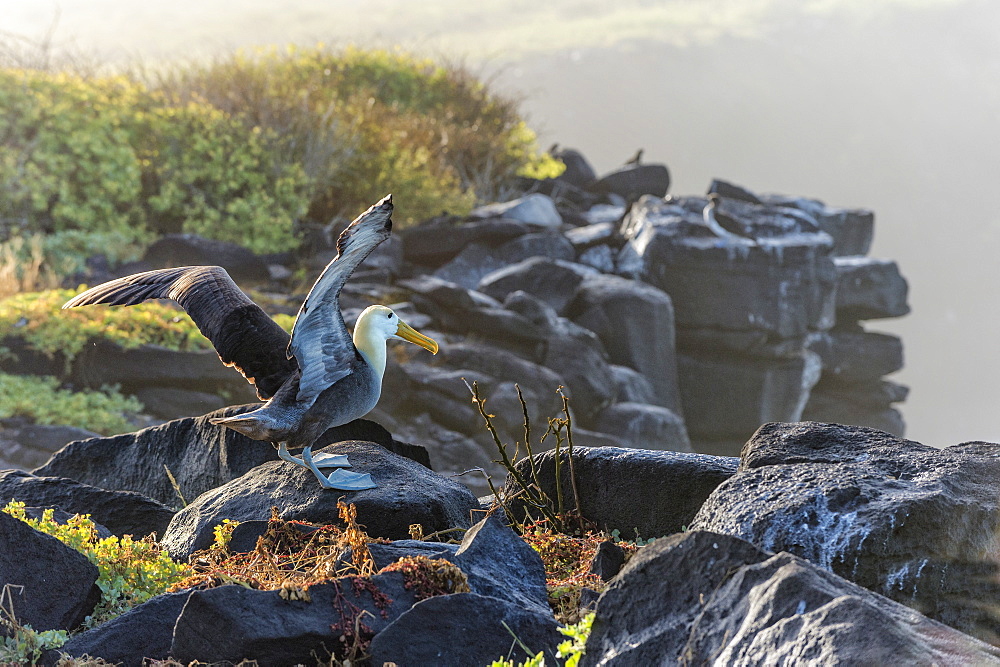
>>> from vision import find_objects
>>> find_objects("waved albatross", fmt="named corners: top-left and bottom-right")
top-left (62, 195), bottom-right (438, 490)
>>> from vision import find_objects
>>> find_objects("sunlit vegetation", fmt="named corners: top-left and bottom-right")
top-left (0, 372), bottom-right (142, 435)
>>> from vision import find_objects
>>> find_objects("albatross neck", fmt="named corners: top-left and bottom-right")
top-left (352, 311), bottom-right (388, 378)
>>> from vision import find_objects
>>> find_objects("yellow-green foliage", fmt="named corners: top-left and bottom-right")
top-left (486, 612), bottom-right (594, 667)
top-left (0, 372), bottom-right (142, 435)
top-left (0, 69), bottom-right (311, 254)
top-left (2, 502), bottom-right (193, 628)
top-left (157, 46), bottom-right (557, 223)
top-left (0, 288), bottom-right (212, 361)
top-left (0, 70), bottom-right (144, 236)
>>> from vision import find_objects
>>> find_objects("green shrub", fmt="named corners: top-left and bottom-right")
top-left (0, 70), bottom-right (144, 238)
top-left (0, 372), bottom-right (143, 435)
top-left (0, 288), bottom-right (212, 361)
top-left (155, 46), bottom-right (558, 223)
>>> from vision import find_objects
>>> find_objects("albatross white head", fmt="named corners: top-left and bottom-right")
top-left (353, 305), bottom-right (438, 377)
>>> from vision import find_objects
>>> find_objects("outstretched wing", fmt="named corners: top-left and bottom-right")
top-left (63, 265), bottom-right (296, 400)
top-left (289, 194), bottom-right (393, 404)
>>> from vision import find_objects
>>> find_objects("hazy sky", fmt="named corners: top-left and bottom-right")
top-left (4, 0), bottom-right (998, 446)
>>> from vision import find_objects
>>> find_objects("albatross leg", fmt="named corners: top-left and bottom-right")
top-left (277, 442), bottom-right (351, 469)
top-left (301, 445), bottom-right (377, 491)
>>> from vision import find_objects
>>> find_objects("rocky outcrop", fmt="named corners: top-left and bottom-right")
top-left (161, 440), bottom-right (477, 559)
top-left (502, 446), bottom-right (737, 538)
top-left (0, 469), bottom-right (175, 537)
top-left (690, 421), bottom-right (1000, 643)
top-left (583, 531), bottom-right (1000, 666)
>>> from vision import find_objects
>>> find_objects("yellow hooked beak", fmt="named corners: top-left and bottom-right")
top-left (395, 319), bottom-right (439, 354)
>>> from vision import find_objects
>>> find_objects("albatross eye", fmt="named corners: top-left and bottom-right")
top-left (386, 312), bottom-right (393, 319)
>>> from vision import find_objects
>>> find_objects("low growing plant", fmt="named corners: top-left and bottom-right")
top-left (0, 372), bottom-right (142, 435)
top-left (0, 288), bottom-right (212, 362)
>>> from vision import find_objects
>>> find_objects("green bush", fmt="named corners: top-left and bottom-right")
top-left (0, 288), bottom-right (212, 361)
top-left (0, 372), bottom-right (143, 434)
top-left (0, 70), bottom-right (144, 238)
top-left (155, 46), bottom-right (561, 223)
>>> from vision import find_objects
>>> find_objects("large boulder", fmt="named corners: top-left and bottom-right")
top-left (369, 593), bottom-right (562, 667)
top-left (0, 470), bottom-right (175, 537)
top-left (478, 257), bottom-right (587, 314)
top-left (0, 512), bottom-right (100, 634)
top-left (677, 349), bottom-right (823, 446)
top-left (0, 421), bottom-right (99, 471)
top-left (691, 421), bottom-right (1000, 642)
top-left (583, 531), bottom-right (1000, 666)
top-left (588, 163), bottom-right (671, 200)
top-left (433, 232), bottom-right (574, 290)
top-left (468, 193), bottom-right (562, 229)
top-left (503, 447), bottom-right (738, 539)
top-left (401, 217), bottom-right (531, 267)
top-left (161, 440), bottom-right (478, 559)
top-left (567, 273), bottom-right (682, 411)
top-left (592, 402), bottom-right (690, 452)
top-left (619, 197), bottom-right (836, 338)
top-left (54, 591), bottom-right (191, 667)
top-left (140, 233), bottom-right (270, 284)
top-left (170, 573), bottom-right (419, 665)
top-left (813, 324), bottom-right (904, 380)
top-left (35, 408), bottom-right (426, 508)
top-left (834, 256), bottom-right (910, 320)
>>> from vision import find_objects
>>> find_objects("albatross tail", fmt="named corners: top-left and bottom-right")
top-left (210, 409), bottom-right (287, 442)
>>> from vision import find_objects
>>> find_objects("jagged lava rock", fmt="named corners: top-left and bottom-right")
top-left (369, 593), bottom-right (562, 667)
top-left (503, 447), bottom-right (737, 538)
top-left (170, 573), bottom-right (418, 665)
top-left (588, 163), bottom-right (670, 200)
top-left (53, 591), bottom-right (192, 667)
top-left (677, 349), bottom-right (822, 444)
top-left (567, 273), bottom-right (681, 412)
top-left (36, 408), bottom-right (426, 507)
top-left (162, 440), bottom-right (477, 559)
top-left (0, 512), bottom-right (100, 634)
top-left (583, 530), bottom-right (1000, 666)
top-left (691, 421), bottom-right (1000, 642)
top-left (834, 256), bottom-right (910, 320)
top-left (468, 193), bottom-right (562, 229)
top-left (619, 197), bottom-right (836, 338)
top-left (0, 470), bottom-right (174, 537)
top-left (593, 402), bottom-right (690, 452)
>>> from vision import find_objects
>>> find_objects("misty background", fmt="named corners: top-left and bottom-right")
top-left (4, 0), bottom-right (997, 446)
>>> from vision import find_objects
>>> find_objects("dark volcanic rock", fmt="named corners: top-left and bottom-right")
top-left (55, 591), bottom-right (191, 667)
top-left (478, 256), bottom-right (587, 314)
top-left (468, 194), bottom-right (562, 229)
top-left (70, 338), bottom-right (257, 399)
top-left (132, 387), bottom-right (227, 420)
top-left (0, 470), bottom-right (175, 537)
top-left (453, 514), bottom-right (550, 615)
top-left (401, 218), bottom-right (531, 267)
top-left (690, 421), bottom-right (1000, 643)
top-left (141, 233), bottom-right (269, 284)
top-left (35, 408), bottom-right (426, 507)
top-left (621, 197), bottom-right (836, 338)
top-left (677, 349), bottom-right (822, 444)
top-left (593, 402), bottom-right (690, 452)
top-left (816, 325), bottom-right (905, 380)
top-left (504, 447), bottom-right (738, 538)
top-left (834, 256), bottom-right (910, 320)
top-left (0, 512), bottom-right (100, 634)
top-left (170, 573), bottom-right (419, 665)
top-left (567, 273), bottom-right (681, 411)
top-left (434, 232), bottom-right (574, 290)
top-left (161, 440), bottom-right (477, 559)
top-left (369, 593), bottom-right (562, 667)
top-left (551, 145), bottom-right (598, 188)
top-left (583, 531), bottom-right (1000, 666)
top-left (588, 163), bottom-right (670, 200)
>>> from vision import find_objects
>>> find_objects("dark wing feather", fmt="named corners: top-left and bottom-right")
top-left (63, 266), bottom-right (296, 400)
top-left (289, 194), bottom-right (393, 404)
